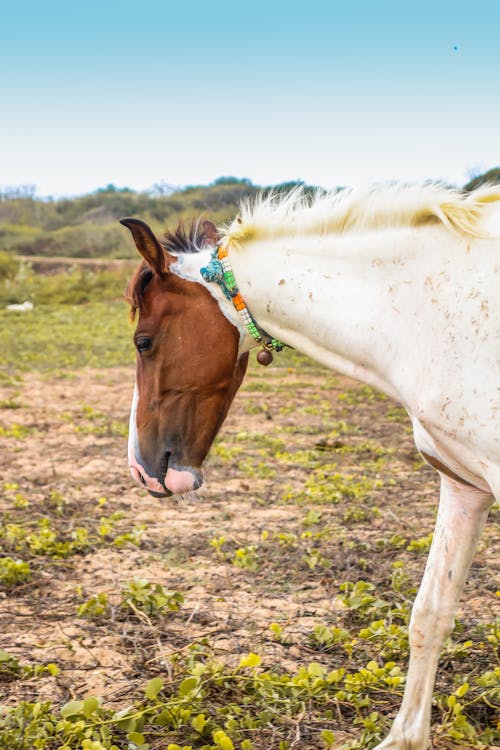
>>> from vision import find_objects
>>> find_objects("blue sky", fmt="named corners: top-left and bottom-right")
top-left (1, 0), bottom-right (499, 196)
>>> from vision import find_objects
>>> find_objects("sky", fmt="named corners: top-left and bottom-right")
top-left (1, 0), bottom-right (499, 197)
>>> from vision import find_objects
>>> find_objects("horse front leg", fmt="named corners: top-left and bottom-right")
top-left (374, 475), bottom-right (492, 750)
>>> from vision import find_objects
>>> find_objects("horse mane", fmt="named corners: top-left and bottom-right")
top-left (126, 220), bottom-right (212, 317)
top-left (127, 185), bottom-right (500, 314)
top-left (223, 183), bottom-right (500, 245)
top-left (161, 219), bottom-right (212, 255)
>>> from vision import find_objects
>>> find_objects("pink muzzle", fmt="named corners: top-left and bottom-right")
top-left (128, 385), bottom-right (203, 496)
top-left (129, 455), bottom-right (203, 496)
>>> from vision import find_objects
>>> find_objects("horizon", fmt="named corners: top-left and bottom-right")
top-left (2, 1), bottom-right (500, 198)
top-left (1, 169), bottom-right (496, 204)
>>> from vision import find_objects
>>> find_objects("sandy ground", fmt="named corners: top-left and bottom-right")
top-left (0, 364), bottom-right (498, 746)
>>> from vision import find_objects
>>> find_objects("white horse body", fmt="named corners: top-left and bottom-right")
top-left (172, 184), bottom-right (499, 749)
top-left (229, 224), bottom-right (499, 493)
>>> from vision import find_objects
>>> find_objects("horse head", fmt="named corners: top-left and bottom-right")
top-left (122, 218), bottom-right (248, 497)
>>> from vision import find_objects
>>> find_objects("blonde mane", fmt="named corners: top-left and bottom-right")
top-left (224, 183), bottom-right (500, 245)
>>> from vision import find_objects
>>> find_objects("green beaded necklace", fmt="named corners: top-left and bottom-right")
top-left (200, 245), bottom-right (284, 365)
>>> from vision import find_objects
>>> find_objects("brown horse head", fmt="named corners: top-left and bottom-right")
top-left (122, 218), bottom-right (248, 497)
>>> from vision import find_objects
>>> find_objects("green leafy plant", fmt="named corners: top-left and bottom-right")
top-left (121, 579), bottom-right (184, 618)
top-left (0, 518), bottom-right (90, 557)
top-left (77, 593), bottom-right (111, 620)
top-left (0, 556), bottom-right (31, 588)
top-left (232, 545), bottom-right (259, 570)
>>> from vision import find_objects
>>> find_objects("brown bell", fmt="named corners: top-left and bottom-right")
top-left (257, 348), bottom-right (273, 366)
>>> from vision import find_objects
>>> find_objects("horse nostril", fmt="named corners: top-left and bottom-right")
top-left (138, 471), bottom-right (147, 487)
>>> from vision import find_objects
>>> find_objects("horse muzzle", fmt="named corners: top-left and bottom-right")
top-left (128, 385), bottom-right (204, 496)
top-left (129, 453), bottom-right (203, 497)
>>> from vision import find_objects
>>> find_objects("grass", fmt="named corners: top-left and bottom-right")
top-left (0, 262), bottom-right (135, 375)
top-left (0, 303), bottom-right (134, 374)
top-left (0, 267), bottom-right (498, 749)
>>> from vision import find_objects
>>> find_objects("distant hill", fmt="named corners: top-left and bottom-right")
top-left (1, 170), bottom-right (498, 259)
top-left (463, 167), bottom-right (500, 192)
top-left (0, 177), bottom-right (271, 259)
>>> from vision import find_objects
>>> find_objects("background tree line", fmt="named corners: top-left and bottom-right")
top-left (0, 169), bottom-right (498, 261)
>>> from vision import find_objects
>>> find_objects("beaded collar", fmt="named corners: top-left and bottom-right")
top-left (200, 245), bottom-right (284, 365)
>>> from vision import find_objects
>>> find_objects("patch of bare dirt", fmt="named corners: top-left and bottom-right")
top-left (0, 364), bottom-right (498, 730)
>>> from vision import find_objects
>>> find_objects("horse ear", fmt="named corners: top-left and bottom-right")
top-left (120, 218), bottom-right (171, 275)
top-left (201, 219), bottom-right (219, 245)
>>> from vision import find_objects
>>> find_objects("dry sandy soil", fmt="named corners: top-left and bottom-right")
top-left (0, 362), bottom-right (498, 746)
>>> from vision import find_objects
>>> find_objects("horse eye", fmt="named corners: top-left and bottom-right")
top-left (135, 336), bottom-right (153, 353)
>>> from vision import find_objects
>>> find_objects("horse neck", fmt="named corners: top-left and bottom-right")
top-left (228, 225), bottom-right (464, 404)
top-left (171, 248), bottom-right (251, 346)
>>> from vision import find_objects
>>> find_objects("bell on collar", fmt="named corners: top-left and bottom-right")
top-left (257, 348), bottom-right (273, 366)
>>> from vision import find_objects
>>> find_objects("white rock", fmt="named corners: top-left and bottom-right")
top-left (6, 301), bottom-right (34, 311)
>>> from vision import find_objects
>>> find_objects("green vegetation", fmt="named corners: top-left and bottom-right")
top-left (1, 170), bottom-right (497, 263)
top-left (77, 580), bottom-right (184, 622)
top-left (0, 178), bottom-right (268, 260)
top-left (1, 347), bottom-right (498, 746)
top-left (0, 241), bottom-right (134, 375)
top-left (0, 620), bottom-right (497, 749)
top-left (0, 302), bottom-right (133, 374)
top-left (0, 172), bottom-right (498, 748)
top-left (463, 166), bottom-right (500, 192)
top-left (0, 556), bottom-right (31, 588)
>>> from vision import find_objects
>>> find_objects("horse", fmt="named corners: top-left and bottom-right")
top-left (121, 182), bottom-right (499, 750)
